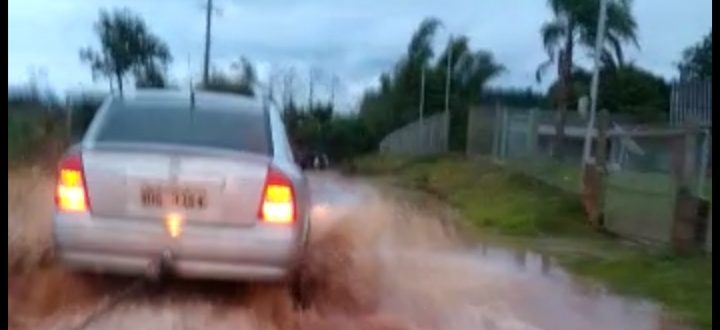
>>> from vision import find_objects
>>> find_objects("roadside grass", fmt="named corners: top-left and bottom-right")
top-left (503, 157), bottom-right (582, 194)
top-left (8, 107), bottom-right (66, 272)
top-left (355, 154), bottom-right (592, 237)
top-left (350, 154), bottom-right (712, 329)
top-left (9, 111), bottom-right (47, 161)
top-left (562, 250), bottom-right (712, 330)
top-left (8, 107), bottom-right (67, 169)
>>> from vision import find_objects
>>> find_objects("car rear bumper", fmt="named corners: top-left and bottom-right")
top-left (53, 213), bottom-right (302, 282)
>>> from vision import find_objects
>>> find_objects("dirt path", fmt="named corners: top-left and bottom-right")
top-left (8, 170), bottom-right (690, 330)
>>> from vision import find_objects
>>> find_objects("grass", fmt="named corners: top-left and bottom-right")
top-left (503, 157), bottom-right (582, 194)
top-left (355, 154), bottom-right (592, 237)
top-left (350, 154), bottom-right (712, 329)
top-left (8, 107), bottom-right (67, 168)
top-left (9, 112), bottom-right (47, 161)
top-left (562, 251), bottom-right (712, 330)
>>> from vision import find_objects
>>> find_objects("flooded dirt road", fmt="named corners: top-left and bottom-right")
top-left (8, 170), bottom-right (689, 330)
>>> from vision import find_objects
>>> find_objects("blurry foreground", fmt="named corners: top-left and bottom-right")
top-left (7, 169), bottom-right (693, 330)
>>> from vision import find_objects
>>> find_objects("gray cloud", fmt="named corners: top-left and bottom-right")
top-left (8, 0), bottom-right (712, 112)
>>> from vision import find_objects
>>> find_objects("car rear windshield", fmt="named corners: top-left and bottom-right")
top-left (94, 100), bottom-right (271, 155)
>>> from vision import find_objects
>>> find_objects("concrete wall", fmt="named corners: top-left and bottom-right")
top-left (379, 112), bottom-right (448, 156)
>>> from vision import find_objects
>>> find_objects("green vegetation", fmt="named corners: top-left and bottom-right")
top-left (565, 251), bottom-right (712, 329)
top-left (351, 154), bottom-right (712, 329)
top-left (598, 65), bottom-right (670, 120)
top-left (80, 8), bottom-right (173, 93)
top-left (549, 65), bottom-right (671, 121)
top-left (282, 101), bottom-right (375, 164)
top-left (536, 0), bottom-right (638, 154)
top-left (8, 111), bottom-right (46, 162)
top-left (8, 108), bottom-right (66, 166)
top-left (503, 157), bottom-right (582, 194)
top-left (8, 87), bottom-right (102, 167)
top-left (354, 154), bottom-right (591, 236)
top-left (678, 30), bottom-right (712, 81)
top-left (358, 18), bottom-right (504, 151)
top-left (203, 57), bottom-right (257, 96)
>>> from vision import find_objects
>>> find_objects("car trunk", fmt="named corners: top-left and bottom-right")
top-left (82, 145), bottom-right (270, 226)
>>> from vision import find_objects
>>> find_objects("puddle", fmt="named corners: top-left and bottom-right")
top-left (306, 172), bottom-right (692, 330)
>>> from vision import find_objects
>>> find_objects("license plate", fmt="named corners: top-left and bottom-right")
top-left (140, 185), bottom-right (207, 210)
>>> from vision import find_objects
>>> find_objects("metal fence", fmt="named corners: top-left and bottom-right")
top-left (379, 112), bottom-right (448, 155)
top-left (670, 80), bottom-right (712, 127)
top-left (466, 105), bottom-right (711, 247)
top-left (708, 207), bottom-right (712, 253)
top-left (603, 129), bottom-right (709, 244)
top-left (467, 106), bottom-right (589, 193)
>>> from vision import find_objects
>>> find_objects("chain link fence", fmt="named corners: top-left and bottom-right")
top-left (603, 129), bottom-right (709, 244)
top-left (467, 106), bottom-right (586, 193)
top-left (466, 105), bottom-right (711, 247)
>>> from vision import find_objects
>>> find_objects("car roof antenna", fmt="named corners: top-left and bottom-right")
top-left (188, 53), bottom-right (196, 110)
top-left (190, 86), bottom-right (196, 109)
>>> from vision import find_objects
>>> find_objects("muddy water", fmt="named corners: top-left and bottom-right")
top-left (8, 170), bottom-right (690, 330)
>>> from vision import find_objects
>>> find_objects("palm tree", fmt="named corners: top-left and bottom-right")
top-left (436, 37), bottom-right (504, 102)
top-left (407, 18), bottom-right (442, 67)
top-left (536, 0), bottom-right (638, 158)
top-left (434, 36), bottom-right (504, 150)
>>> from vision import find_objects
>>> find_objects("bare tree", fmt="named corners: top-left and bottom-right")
top-left (307, 66), bottom-right (329, 108)
top-left (329, 74), bottom-right (340, 105)
top-left (80, 8), bottom-right (172, 95)
top-left (263, 66), bottom-right (283, 107)
top-left (281, 66), bottom-right (299, 108)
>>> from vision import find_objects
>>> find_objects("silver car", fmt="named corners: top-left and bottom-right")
top-left (52, 90), bottom-right (311, 284)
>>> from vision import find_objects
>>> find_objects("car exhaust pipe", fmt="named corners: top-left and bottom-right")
top-left (146, 249), bottom-right (175, 282)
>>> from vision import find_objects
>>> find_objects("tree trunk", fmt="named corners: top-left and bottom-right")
top-left (116, 72), bottom-right (124, 97)
top-left (552, 55), bottom-right (567, 159)
top-left (108, 75), bottom-right (115, 94)
top-left (552, 24), bottom-right (574, 159)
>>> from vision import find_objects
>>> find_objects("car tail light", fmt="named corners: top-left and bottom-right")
top-left (55, 153), bottom-right (90, 213)
top-left (258, 166), bottom-right (296, 224)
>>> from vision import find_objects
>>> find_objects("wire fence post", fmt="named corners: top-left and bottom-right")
top-left (492, 104), bottom-right (501, 159)
top-left (707, 206), bottom-right (712, 253)
top-left (465, 108), bottom-right (474, 157)
top-left (671, 128), bottom-right (699, 253)
top-left (596, 109), bottom-right (609, 173)
top-left (697, 129), bottom-right (710, 198)
top-left (582, 109), bottom-right (609, 229)
top-left (527, 108), bottom-right (538, 156)
top-left (500, 107), bottom-right (509, 160)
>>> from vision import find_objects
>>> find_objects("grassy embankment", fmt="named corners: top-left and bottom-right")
top-left (349, 154), bottom-right (712, 330)
top-left (8, 107), bottom-right (67, 169)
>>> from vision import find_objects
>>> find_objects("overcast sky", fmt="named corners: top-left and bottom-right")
top-left (8, 0), bottom-right (712, 111)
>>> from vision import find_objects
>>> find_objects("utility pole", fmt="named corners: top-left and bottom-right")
top-left (444, 35), bottom-right (453, 150)
top-left (581, 0), bottom-right (608, 168)
top-left (419, 67), bottom-right (426, 125)
top-left (308, 68), bottom-right (314, 109)
top-left (188, 54), bottom-right (194, 94)
top-left (330, 75), bottom-right (338, 106)
top-left (202, 0), bottom-right (213, 87)
top-left (417, 67), bottom-right (427, 152)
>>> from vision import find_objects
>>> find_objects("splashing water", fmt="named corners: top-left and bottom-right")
top-left (8, 171), bottom-right (689, 330)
